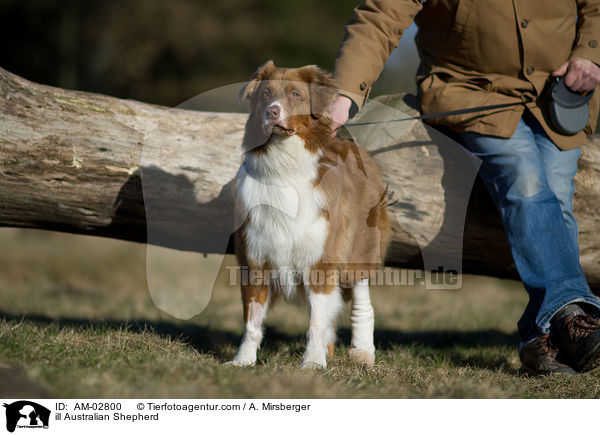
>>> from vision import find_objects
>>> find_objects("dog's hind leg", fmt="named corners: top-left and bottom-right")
top-left (227, 283), bottom-right (269, 366)
top-left (348, 278), bottom-right (375, 367)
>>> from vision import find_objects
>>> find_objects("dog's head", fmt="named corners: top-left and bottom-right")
top-left (240, 60), bottom-right (337, 150)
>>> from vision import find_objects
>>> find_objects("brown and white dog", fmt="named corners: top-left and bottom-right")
top-left (229, 61), bottom-right (390, 368)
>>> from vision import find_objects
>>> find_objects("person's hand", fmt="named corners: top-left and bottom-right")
top-left (329, 95), bottom-right (353, 137)
top-left (552, 57), bottom-right (600, 93)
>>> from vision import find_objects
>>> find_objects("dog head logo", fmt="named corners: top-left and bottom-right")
top-left (3, 401), bottom-right (50, 433)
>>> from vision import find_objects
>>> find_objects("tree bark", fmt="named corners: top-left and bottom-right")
top-left (1, 67), bottom-right (599, 288)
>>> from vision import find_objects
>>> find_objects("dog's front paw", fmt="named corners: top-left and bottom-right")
top-left (224, 359), bottom-right (256, 367)
top-left (224, 353), bottom-right (257, 367)
top-left (349, 348), bottom-right (375, 367)
top-left (225, 345), bottom-right (259, 367)
top-left (300, 347), bottom-right (327, 369)
top-left (299, 360), bottom-right (326, 370)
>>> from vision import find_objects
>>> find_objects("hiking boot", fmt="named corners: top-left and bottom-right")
top-left (519, 334), bottom-right (577, 377)
top-left (551, 304), bottom-right (600, 372)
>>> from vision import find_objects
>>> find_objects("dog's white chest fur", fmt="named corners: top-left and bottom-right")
top-left (235, 135), bottom-right (328, 298)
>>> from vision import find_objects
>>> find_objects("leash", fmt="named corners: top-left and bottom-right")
top-left (344, 99), bottom-right (536, 127)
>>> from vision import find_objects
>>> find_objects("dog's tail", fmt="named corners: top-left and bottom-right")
top-left (379, 184), bottom-right (397, 209)
top-left (367, 184), bottom-right (395, 228)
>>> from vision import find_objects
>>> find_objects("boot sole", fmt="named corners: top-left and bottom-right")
top-left (518, 365), bottom-right (577, 377)
top-left (578, 339), bottom-right (600, 372)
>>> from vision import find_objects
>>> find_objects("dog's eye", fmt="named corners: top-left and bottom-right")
top-left (262, 89), bottom-right (271, 98)
top-left (290, 91), bottom-right (300, 98)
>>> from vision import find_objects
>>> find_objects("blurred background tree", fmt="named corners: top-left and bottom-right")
top-left (0, 0), bottom-right (419, 107)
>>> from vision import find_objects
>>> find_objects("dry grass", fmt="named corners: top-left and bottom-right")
top-left (1, 228), bottom-right (599, 398)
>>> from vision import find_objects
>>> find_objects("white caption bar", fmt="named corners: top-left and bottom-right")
top-left (0, 399), bottom-right (596, 434)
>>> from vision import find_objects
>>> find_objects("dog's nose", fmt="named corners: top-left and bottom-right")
top-left (266, 106), bottom-right (280, 120)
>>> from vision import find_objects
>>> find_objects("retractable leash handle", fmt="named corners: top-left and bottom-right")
top-left (547, 75), bottom-right (594, 135)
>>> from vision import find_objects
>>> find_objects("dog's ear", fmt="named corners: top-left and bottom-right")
top-left (239, 60), bottom-right (276, 103)
top-left (297, 65), bottom-right (338, 118)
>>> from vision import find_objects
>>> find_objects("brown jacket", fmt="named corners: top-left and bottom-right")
top-left (333, 0), bottom-right (600, 149)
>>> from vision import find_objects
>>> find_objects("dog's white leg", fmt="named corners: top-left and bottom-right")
top-left (349, 278), bottom-right (375, 367)
top-left (301, 286), bottom-right (343, 369)
top-left (227, 297), bottom-right (269, 366)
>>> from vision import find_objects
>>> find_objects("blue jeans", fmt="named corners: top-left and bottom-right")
top-left (457, 111), bottom-right (600, 347)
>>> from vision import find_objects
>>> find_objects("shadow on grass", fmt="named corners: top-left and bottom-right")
top-left (0, 311), bottom-right (237, 360)
top-left (310, 327), bottom-right (519, 374)
top-left (0, 311), bottom-right (520, 373)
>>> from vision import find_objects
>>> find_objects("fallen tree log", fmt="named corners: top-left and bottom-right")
top-left (1, 67), bottom-right (600, 288)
